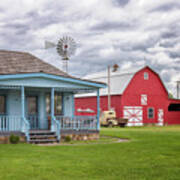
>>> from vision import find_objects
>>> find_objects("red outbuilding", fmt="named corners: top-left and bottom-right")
top-left (75, 66), bottom-right (180, 126)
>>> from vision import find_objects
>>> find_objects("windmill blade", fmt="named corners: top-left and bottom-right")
top-left (45, 41), bottom-right (57, 49)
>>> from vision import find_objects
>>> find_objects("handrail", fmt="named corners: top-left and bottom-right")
top-left (52, 116), bottom-right (60, 141)
top-left (21, 117), bottom-right (30, 142)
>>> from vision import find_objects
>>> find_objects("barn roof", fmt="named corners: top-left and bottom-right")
top-left (76, 66), bottom-right (157, 97)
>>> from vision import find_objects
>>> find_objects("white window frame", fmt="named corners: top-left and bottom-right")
top-left (141, 94), bottom-right (147, 105)
top-left (144, 72), bottom-right (149, 80)
top-left (147, 107), bottom-right (154, 119)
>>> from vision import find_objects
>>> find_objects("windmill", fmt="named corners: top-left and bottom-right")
top-left (45, 36), bottom-right (76, 73)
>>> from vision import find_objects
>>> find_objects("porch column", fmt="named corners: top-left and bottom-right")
top-left (51, 87), bottom-right (55, 130)
top-left (21, 86), bottom-right (25, 132)
top-left (21, 86), bottom-right (25, 119)
top-left (72, 93), bottom-right (75, 118)
top-left (97, 89), bottom-right (100, 130)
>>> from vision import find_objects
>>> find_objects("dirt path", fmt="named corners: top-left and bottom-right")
top-left (37, 136), bottom-right (129, 146)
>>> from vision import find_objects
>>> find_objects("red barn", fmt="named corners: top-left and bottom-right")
top-left (75, 66), bottom-right (180, 126)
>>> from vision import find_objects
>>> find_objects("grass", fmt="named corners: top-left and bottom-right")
top-left (0, 126), bottom-right (180, 180)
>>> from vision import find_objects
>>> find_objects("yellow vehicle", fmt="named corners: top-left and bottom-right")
top-left (100, 110), bottom-right (118, 127)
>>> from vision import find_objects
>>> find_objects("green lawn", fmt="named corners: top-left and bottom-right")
top-left (0, 126), bottom-right (180, 180)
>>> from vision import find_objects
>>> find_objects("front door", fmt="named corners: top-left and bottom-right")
top-left (27, 96), bottom-right (39, 129)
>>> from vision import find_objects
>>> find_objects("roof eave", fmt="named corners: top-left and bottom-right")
top-left (0, 72), bottom-right (107, 89)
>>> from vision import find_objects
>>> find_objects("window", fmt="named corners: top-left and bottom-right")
top-left (141, 94), bottom-right (147, 105)
top-left (144, 72), bottom-right (149, 80)
top-left (27, 96), bottom-right (37, 115)
top-left (46, 93), bottom-right (63, 115)
top-left (148, 108), bottom-right (154, 119)
top-left (0, 95), bottom-right (6, 114)
top-left (54, 93), bottom-right (63, 115)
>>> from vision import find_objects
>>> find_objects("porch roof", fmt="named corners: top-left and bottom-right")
top-left (0, 50), bottom-right (106, 91)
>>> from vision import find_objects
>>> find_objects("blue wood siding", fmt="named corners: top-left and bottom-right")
top-left (7, 90), bottom-right (21, 116)
top-left (63, 93), bottom-right (73, 117)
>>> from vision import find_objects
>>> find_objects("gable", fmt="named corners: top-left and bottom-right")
top-left (123, 67), bottom-right (168, 97)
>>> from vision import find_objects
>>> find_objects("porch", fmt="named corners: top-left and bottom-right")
top-left (0, 85), bottom-right (101, 142)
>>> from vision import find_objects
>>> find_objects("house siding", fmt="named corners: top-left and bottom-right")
top-left (63, 93), bottom-right (74, 117)
top-left (1, 89), bottom-right (74, 130)
top-left (8, 90), bottom-right (21, 116)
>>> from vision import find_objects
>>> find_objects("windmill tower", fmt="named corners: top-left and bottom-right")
top-left (45, 36), bottom-right (76, 73)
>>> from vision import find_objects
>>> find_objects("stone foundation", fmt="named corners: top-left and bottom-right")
top-left (61, 130), bottom-right (99, 141)
top-left (61, 133), bottom-right (99, 141)
top-left (0, 130), bottom-right (99, 143)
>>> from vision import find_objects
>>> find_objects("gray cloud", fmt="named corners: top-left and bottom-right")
top-left (2, 22), bottom-right (30, 35)
top-left (112, 0), bottom-right (130, 7)
top-left (150, 2), bottom-right (180, 12)
top-left (168, 51), bottom-right (180, 59)
top-left (0, 0), bottom-right (179, 95)
top-left (90, 21), bottom-right (136, 31)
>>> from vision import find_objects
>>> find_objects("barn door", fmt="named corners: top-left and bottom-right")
top-left (157, 109), bottom-right (164, 126)
top-left (123, 106), bottom-right (143, 126)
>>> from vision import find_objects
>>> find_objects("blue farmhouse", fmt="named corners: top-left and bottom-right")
top-left (0, 50), bottom-right (105, 143)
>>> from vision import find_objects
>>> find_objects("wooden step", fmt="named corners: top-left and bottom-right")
top-left (30, 135), bottom-right (57, 139)
top-left (29, 130), bottom-right (56, 135)
top-left (29, 139), bottom-right (58, 144)
top-left (29, 130), bottom-right (58, 144)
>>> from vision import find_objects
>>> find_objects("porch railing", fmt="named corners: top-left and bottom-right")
top-left (0, 115), bottom-right (30, 141)
top-left (56, 116), bottom-right (97, 130)
top-left (0, 115), bottom-right (21, 131)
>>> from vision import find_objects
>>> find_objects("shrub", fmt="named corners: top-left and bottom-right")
top-left (9, 134), bottom-right (20, 144)
top-left (64, 136), bottom-right (71, 142)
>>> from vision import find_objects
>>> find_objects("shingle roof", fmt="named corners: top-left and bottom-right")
top-left (0, 50), bottom-right (106, 87)
top-left (0, 50), bottom-right (70, 77)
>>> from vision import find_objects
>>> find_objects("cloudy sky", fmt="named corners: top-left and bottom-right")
top-left (0, 0), bottom-right (179, 95)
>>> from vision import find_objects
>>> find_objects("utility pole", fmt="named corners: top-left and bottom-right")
top-left (177, 81), bottom-right (180, 99)
top-left (107, 65), bottom-right (111, 110)
top-left (107, 64), bottom-right (119, 111)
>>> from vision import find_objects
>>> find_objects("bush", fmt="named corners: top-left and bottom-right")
top-left (64, 136), bottom-right (71, 142)
top-left (9, 134), bottom-right (20, 144)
